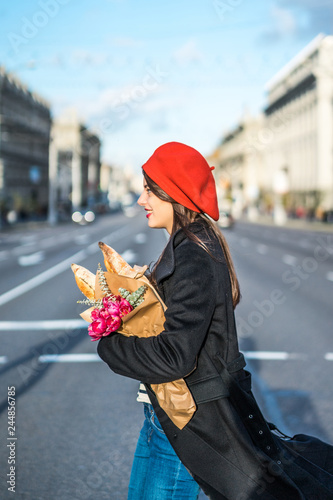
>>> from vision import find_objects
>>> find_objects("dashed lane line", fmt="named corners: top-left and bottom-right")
top-left (121, 249), bottom-right (138, 265)
top-left (245, 351), bottom-right (289, 360)
top-left (0, 333), bottom-right (330, 363)
top-left (0, 320), bottom-right (87, 330)
top-left (0, 251), bottom-right (9, 261)
top-left (244, 351), bottom-right (307, 361)
top-left (1, 351), bottom-right (327, 364)
top-left (0, 319), bottom-right (331, 363)
top-left (39, 354), bottom-right (101, 363)
top-left (0, 226), bottom-right (130, 307)
top-left (134, 233), bottom-right (147, 244)
top-left (0, 352), bottom-right (330, 364)
top-left (18, 251), bottom-right (45, 267)
top-left (282, 254), bottom-right (298, 266)
top-left (256, 244), bottom-right (268, 255)
top-left (0, 249), bottom-right (87, 307)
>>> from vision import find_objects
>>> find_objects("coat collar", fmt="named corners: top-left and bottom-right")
top-left (155, 220), bottom-right (211, 284)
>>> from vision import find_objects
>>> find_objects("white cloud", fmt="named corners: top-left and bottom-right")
top-left (277, 0), bottom-right (332, 8)
top-left (172, 39), bottom-right (204, 66)
top-left (271, 6), bottom-right (297, 36)
top-left (261, 0), bottom-right (333, 42)
top-left (70, 49), bottom-right (108, 66)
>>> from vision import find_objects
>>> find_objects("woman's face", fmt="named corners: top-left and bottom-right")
top-left (137, 179), bottom-right (174, 234)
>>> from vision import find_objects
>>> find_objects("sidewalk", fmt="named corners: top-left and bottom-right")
top-left (0, 219), bottom-right (56, 234)
top-left (239, 214), bottom-right (333, 233)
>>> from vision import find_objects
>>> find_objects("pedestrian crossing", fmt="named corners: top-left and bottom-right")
top-left (0, 321), bottom-right (332, 364)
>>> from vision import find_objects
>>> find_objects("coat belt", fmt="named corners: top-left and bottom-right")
top-left (188, 353), bottom-right (249, 404)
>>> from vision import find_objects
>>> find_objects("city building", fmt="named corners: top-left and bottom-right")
top-left (49, 108), bottom-right (101, 223)
top-left (100, 161), bottom-right (141, 212)
top-left (264, 34), bottom-right (333, 219)
top-left (208, 112), bottom-right (265, 219)
top-left (0, 67), bottom-right (51, 223)
top-left (211, 34), bottom-right (333, 222)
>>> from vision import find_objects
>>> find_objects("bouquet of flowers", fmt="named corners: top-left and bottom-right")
top-left (71, 241), bottom-right (196, 429)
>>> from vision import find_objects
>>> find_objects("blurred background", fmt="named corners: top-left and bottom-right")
top-left (0, 1), bottom-right (333, 499)
top-left (0, 0), bottom-right (333, 225)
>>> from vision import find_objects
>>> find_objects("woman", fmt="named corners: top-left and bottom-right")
top-left (98, 142), bottom-right (333, 499)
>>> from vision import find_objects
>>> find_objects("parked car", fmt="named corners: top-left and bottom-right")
top-left (72, 210), bottom-right (96, 225)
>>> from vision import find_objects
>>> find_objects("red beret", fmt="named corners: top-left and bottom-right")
top-left (142, 142), bottom-right (219, 221)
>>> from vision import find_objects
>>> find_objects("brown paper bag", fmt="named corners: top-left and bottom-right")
top-left (81, 267), bottom-right (196, 429)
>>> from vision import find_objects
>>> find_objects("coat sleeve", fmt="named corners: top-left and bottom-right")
top-left (97, 241), bottom-right (219, 384)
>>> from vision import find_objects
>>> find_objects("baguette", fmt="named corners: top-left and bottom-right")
top-left (98, 241), bottom-right (133, 275)
top-left (71, 263), bottom-right (95, 300)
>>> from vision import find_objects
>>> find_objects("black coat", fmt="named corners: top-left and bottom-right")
top-left (98, 221), bottom-right (333, 499)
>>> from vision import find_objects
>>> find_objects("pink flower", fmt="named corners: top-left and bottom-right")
top-left (91, 308), bottom-right (101, 321)
top-left (103, 297), bottom-right (120, 316)
top-left (106, 315), bottom-right (122, 331)
top-left (90, 316), bottom-right (107, 334)
top-left (88, 328), bottom-right (103, 342)
top-left (88, 316), bottom-right (107, 340)
top-left (119, 298), bottom-right (133, 317)
top-left (87, 295), bottom-right (134, 341)
top-left (99, 307), bottom-right (111, 319)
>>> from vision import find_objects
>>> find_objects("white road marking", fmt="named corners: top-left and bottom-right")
top-left (256, 244), bottom-right (268, 255)
top-left (0, 320), bottom-right (87, 330)
top-left (282, 254), bottom-right (297, 266)
top-left (13, 245), bottom-right (35, 256)
top-left (39, 236), bottom-right (57, 248)
top-left (0, 248), bottom-right (87, 308)
top-left (18, 251), bottom-right (45, 267)
top-left (244, 351), bottom-right (290, 360)
top-left (121, 249), bottom-right (138, 264)
top-left (0, 251), bottom-right (9, 261)
top-left (243, 351), bottom-right (308, 361)
top-left (87, 243), bottom-right (100, 255)
top-left (0, 346), bottom-right (328, 365)
top-left (20, 235), bottom-right (37, 244)
top-left (39, 354), bottom-right (101, 363)
top-left (326, 272), bottom-right (333, 282)
top-left (244, 351), bottom-right (307, 361)
top-left (134, 233), bottom-right (147, 244)
top-left (0, 226), bottom-right (131, 307)
top-left (75, 234), bottom-right (90, 245)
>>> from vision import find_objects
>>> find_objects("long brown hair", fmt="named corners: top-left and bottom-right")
top-left (144, 172), bottom-right (241, 308)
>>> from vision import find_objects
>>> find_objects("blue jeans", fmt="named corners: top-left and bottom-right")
top-left (128, 403), bottom-right (200, 500)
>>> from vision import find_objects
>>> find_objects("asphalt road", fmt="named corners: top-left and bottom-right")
top-left (229, 221), bottom-right (333, 443)
top-left (0, 212), bottom-right (332, 499)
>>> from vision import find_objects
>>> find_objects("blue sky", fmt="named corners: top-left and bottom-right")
top-left (0, 0), bottom-right (332, 172)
